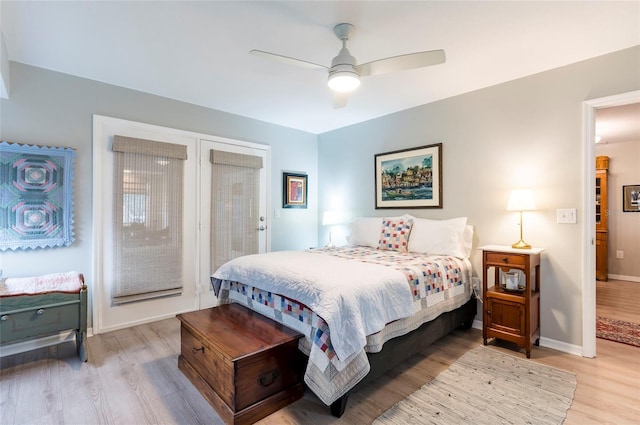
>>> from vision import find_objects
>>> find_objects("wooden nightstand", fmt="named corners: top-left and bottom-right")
top-left (479, 245), bottom-right (544, 358)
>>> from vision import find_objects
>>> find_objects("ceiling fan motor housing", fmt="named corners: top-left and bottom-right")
top-left (328, 45), bottom-right (361, 92)
top-left (329, 47), bottom-right (360, 92)
top-left (330, 47), bottom-right (359, 76)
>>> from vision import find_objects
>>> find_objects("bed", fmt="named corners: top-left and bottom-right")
top-left (211, 215), bottom-right (477, 416)
top-left (0, 272), bottom-right (88, 361)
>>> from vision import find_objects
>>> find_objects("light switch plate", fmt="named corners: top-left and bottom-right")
top-left (557, 208), bottom-right (577, 224)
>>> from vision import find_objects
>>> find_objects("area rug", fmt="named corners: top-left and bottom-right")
top-left (596, 316), bottom-right (640, 347)
top-left (374, 346), bottom-right (576, 425)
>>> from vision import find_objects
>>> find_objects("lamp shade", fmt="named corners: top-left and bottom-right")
top-left (507, 189), bottom-right (536, 211)
top-left (322, 211), bottom-right (342, 226)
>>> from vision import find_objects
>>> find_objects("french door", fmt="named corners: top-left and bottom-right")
top-left (198, 138), bottom-right (269, 308)
top-left (93, 116), bottom-right (198, 333)
top-left (93, 116), bottom-right (270, 333)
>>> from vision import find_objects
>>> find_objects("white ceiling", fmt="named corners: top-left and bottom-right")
top-left (2, 1), bottom-right (639, 134)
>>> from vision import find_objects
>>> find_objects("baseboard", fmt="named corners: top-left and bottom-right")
top-left (538, 336), bottom-right (583, 356)
top-left (95, 309), bottom-right (193, 334)
top-left (472, 320), bottom-right (583, 357)
top-left (0, 327), bottom-right (94, 358)
top-left (608, 274), bottom-right (640, 283)
top-left (472, 319), bottom-right (483, 330)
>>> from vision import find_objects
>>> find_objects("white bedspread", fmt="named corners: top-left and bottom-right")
top-left (212, 250), bottom-right (415, 361)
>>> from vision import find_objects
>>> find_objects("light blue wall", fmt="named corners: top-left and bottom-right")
top-left (317, 46), bottom-right (640, 347)
top-left (0, 62), bottom-right (318, 279)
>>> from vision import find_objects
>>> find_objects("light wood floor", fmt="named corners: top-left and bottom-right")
top-left (596, 279), bottom-right (640, 324)
top-left (1, 313), bottom-right (638, 425)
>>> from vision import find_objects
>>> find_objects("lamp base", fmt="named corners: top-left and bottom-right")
top-left (512, 240), bottom-right (532, 249)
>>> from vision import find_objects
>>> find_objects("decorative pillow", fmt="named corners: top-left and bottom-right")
top-left (407, 217), bottom-right (469, 257)
top-left (347, 215), bottom-right (415, 248)
top-left (378, 218), bottom-right (414, 252)
top-left (347, 217), bottom-right (384, 247)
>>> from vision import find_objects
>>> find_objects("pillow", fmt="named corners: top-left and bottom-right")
top-left (462, 224), bottom-right (474, 258)
top-left (346, 215), bottom-right (416, 248)
top-left (378, 218), bottom-right (414, 252)
top-left (347, 217), bottom-right (384, 247)
top-left (407, 217), bottom-right (468, 257)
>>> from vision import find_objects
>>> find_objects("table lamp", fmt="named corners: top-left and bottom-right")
top-left (322, 211), bottom-right (341, 247)
top-left (507, 189), bottom-right (536, 249)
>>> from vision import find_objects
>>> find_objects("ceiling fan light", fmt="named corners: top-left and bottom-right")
top-left (328, 71), bottom-right (360, 92)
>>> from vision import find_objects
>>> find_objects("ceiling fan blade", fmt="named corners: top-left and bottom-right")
top-left (250, 49), bottom-right (327, 72)
top-left (356, 49), bottom-right (445, 77)
top-left (333, 91), bottom-right (350, 109)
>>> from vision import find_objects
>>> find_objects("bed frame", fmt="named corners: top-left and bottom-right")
top-left (329, 295), bottom-right (477, 417)
top-left (0, 274), bottom-right (88, 361)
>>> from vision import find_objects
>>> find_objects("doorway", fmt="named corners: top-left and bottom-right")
top-left (594, 102), bottom-right (640, 346)
top-left (582, 90), bottom-right (640, 357)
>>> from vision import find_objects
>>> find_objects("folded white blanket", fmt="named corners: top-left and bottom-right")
top-left (212, 250), bottom-right (415, 361)
top-left (0, 271), bottom-right (83, 297)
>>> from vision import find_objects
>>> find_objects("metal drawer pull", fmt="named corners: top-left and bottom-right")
top-left (1, 315), bottom-right (8, 321)
top-left (36, 309), bottom-right (45, 315)
top-left (502, 257), bottom-right (509, 263)
top-left (258, 369), bottom-right (280, 387)
top-left (192, 346), bottom-right (204, 354)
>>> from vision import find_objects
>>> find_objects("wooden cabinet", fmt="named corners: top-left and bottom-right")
top-left (177, 304), bottom-right (305, 425)
top-left (596, 156), bottom-right (609, 281)
top-left (480, 245), bottom-right (543, 358)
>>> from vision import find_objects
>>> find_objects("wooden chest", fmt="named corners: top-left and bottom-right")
top-left (177, 304), bottom-right (305, 425)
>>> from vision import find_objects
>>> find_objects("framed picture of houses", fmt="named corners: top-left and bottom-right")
top-left (0, 142), bottom-right (76, 250)
top-left (375, 143), bottom-right (443, 209)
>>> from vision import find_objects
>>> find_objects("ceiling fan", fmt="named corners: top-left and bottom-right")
top-left (250, 23), bottom-right (446, 108)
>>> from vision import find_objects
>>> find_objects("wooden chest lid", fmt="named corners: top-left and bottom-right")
top-left (177, 303), bottom-right (303, 362)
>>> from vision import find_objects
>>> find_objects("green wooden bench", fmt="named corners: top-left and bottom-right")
top-left (0, 272), bottom-right (87, 361)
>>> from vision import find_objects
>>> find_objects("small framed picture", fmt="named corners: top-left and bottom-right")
top-left (622, 184), bottom-right (640, 212)
top-left (283, 172), bottom-right (307, 209)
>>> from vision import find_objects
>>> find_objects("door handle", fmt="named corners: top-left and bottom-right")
top-left (257, 225), bottom-right (266, 231)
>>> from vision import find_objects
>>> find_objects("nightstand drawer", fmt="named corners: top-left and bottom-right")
top-left (485, 252), bottom-right (526, 267)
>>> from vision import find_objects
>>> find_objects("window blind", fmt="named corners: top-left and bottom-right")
top-left (111, 135), bottom-right (186, 304)
top-left (210, 149), bottom-right (263, 272)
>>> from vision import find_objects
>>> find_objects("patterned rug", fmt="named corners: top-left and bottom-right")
top-left (374, 346), bottom-right (576, 425)
top-left (596, 316), bottom-right (640, 347)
